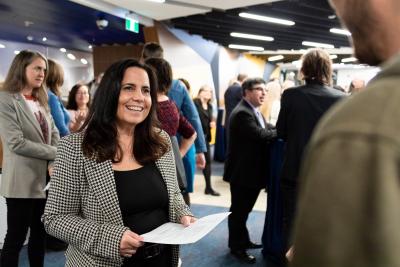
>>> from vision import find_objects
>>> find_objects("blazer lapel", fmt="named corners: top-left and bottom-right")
top-left (14, 94), bottom-right (45, 142)
top-left (84, 158), bottom-right (124, 226)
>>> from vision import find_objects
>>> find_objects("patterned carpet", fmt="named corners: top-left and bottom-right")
top-left (18, 204), bottom-right (267, 267)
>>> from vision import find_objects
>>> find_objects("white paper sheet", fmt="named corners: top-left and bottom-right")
top-left (141, 212), bottom-right (230, 244)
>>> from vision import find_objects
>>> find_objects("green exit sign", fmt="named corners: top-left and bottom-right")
top-left (125, 18), bottom-right (139, 33)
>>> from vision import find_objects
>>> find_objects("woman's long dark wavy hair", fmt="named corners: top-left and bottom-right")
top-left (81, 59), bottom-right (169, 164)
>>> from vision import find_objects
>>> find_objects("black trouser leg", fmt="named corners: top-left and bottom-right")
top-left (1, 198), bottom-right (45, 267)
top-left (281, 183), bottom-right (297, 250)
top-left (27, 199), bottom-right (46, 267)
top-left (228, 184), bottom-right (261, 250)
top-left (203, 141), bottom-right (212, 191)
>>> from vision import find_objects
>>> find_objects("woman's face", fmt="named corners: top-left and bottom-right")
top-left (116, 67), bottom-right (152, 130)
top-left (25, 57), bottom-right (46, 90)
top-left (200, 88), bottom-right (212, 101)
top-left (75, 85), bottom-right (89, 107)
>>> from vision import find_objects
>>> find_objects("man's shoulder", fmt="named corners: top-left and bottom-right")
top-left (312, 77), bottom-right (400, 145)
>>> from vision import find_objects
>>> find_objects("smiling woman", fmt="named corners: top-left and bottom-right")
top-left (43, 58), bottom-right (195, 267)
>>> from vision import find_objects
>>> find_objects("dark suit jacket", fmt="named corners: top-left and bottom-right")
top-left (276, 82), bottom-right (345, 185)
top-left (223, 99), bottom-right (276, 188)
top-left (224, 83), bottom-right (242, 129)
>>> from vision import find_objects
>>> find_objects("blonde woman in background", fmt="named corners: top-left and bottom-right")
top-left (194, 85), bottom-right (220, 196)
top-left (260, 80), bottom-right (282, 126)
top-left (66, 83), bottom-right (90, 132)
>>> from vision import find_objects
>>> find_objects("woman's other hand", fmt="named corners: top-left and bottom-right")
top-left (119, 230), bottom-right (144, 258)
top-left (180, 215), bottom-right (196, 227)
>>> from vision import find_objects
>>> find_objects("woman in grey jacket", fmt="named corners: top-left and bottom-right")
top-left (43, 59), bottom-right (195, 267)
top-left (0, 50), bottom-right (59, 266)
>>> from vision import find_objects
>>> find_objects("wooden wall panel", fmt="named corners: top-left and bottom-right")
top-left (92, 45), bottom-right (143, 77)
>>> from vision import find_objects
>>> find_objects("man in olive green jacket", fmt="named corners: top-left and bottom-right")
top-left (291, 0), bottom-right (400, 266)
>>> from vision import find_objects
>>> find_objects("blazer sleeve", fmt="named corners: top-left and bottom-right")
top-left (232, 109), bottom-right (276, 142)
top-left (178, 83), bottom-right (207, 153)
top-left (48, 93), bottom-right (70, 137)
top-left (0, 95), bottom-right (56, 160)
top-left (43, 137), bottom-right (128, 261)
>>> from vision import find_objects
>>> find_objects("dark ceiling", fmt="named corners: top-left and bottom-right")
top-left (0, 0), bottom-right (351, 60)
top-left (0, 0), bottom-right (144, 52)
top-left (169, 0), bottom-right (351, 53)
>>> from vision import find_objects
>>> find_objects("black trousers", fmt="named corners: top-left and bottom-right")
top-left (280, 182), bottom-right (298, 250)
top-left (0, 198), bottom-right (46, 267)
top-left (203, 141), bottom-right (213, 191)
top-left (228, 184), bottom-right (261, 250)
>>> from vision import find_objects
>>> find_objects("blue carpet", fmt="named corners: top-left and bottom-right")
top-left (19, 204), bottom-right (267, 266)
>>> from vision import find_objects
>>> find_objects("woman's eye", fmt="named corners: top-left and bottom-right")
top-left (123, 86), bottom-right (133, 91)
top-left (142, 88), bottom-right (151, 95)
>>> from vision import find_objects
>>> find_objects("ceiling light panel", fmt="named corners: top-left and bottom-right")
top-left (239, 12), bottom-right (295, 26)
top-left (302, 41), bottom-right (334, 49)
top-left (268, 55), bottom-right (284, 62)
top-left (230, 32), bottom-right (274, 42)
top-left (330, 28), bottom-right (351, 36)
top-left (228, 44), bottom-right (264, 51)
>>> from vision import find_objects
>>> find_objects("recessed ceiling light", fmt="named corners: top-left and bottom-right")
top-left (302, 41), bottom-right (334, 49)
top-left (341, 57), bottom-right (357, 63)
top-left (27, 36), bottom-right (34, 41)
top-left (268, 55), bottom-right (284, 62)
top-left (0, 43), bottom-right (5, 48)
top-left (80, 58), bottom-right (88, 65)
top-left (42, 37), bottom-right (47, 42)
top-left (330, 55), bottom-right (338, 59)
top-left (14, 50), bottom-right (20, 55)
top-left (60, 48), bottom-right (66, 53)
top-left (239, 12), bottom-right (295, 26)
top-left (230, 32), bottom-right (274, 42)
top-left (330, 28), bottom-right (351, 36)
top-left (228, 44), bottom-right (264, 51)
top-left (24, 20), bottom-right (34, 27)
top-left (67, 53), bottom-right (76, 60)
top-left (328, 15), bottom-right (337, 19)
top-left (147, 0), bottom-right (165, 3)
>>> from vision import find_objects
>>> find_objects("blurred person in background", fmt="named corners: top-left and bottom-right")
top-left (348, 77), bottom-right (366, 95)
top-left (46, 59), bottom-right (70, 137)
top-left (178, 78), bottom-right (197, 197)
top-left (43, 58), bottom-right (195, 267)
top-left (0, 50), bottom-right (59, 267)
top-left (260, 80), bottom-right (282, 126)
top-left (141, 42), bottom-right (207, 170)
top-left (276, 48), bottom-right (345, 263)
top-left (145, 58), bottom-right (197, 205)
top-left (66, 83), bottom-right (90, 133)
top-left (194, 85), bottom-right (220, 196)
top-left (224, 73), bottom-right (248, 145)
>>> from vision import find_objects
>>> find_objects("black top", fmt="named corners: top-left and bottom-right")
top-left (114, 163), bottom-right (169, 234)
top-left (193, 98), bottom-right (213, 142)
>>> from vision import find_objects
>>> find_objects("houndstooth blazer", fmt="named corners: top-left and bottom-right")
top-left (43, 130), bottom-right (193, 267)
